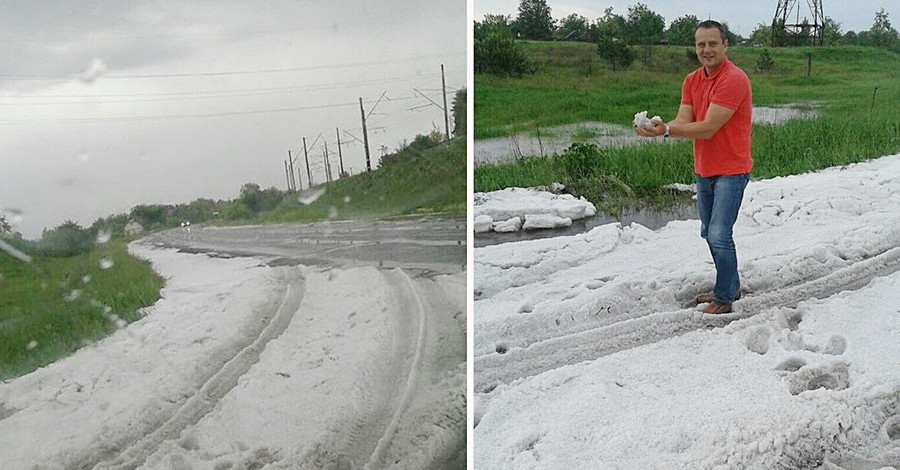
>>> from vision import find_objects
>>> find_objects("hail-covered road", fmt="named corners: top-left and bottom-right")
top-left (0, 215), bottom-right (466, 470)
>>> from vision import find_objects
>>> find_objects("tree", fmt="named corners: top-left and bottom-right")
top-left (130, 204), bottom-right (167, 230)
top-left (795, 18), bottom-right (813, 46)
top-left (37, 220), bottom-right (95, 257)
top-left (475, 14), bottom-right (513, 38)
top-left (238, 183), bottom-right (283, 213)
top-left (841, 30), bottom-right (856, 45)
top-left (720, 21), bottom-right (741, 45)
top-left (624, 3), bottom-right (665, 45)
top-left (0, 214), bottom-right (9, 235)
top-left (513, 0), bottom-right (555, 40)
top-left (557, 13), bottom-right (589, 41)
top-left (239, 183), bottom-right (262, 212)
top-left (475, 28), bottom-right (534, 76)
top-left (451, 88), bottom-right (466, 137)
top-left (822, 17), bottom-right (843, 45)
top-left (596, 8), bottom-right (633, 71)
top-left (667, 15), bottom-right (699, 46)
top-left (756, 49), bottom-right (775, 72)
top-left (750, 23), bottom-right (772, 47)
top-left (870, 8), bottom-right (900, 48)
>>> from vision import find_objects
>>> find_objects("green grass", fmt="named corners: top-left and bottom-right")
top-left (475, 43), bottom-right (900, 212)
top-left (476, 43), bottom-right (900, 139)
top-left (218, 137), bottom-right (466, 225)
top-left (0, 241), bottom-right (164, 380)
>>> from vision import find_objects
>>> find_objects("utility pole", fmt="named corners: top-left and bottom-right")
top-left (302, 137), bottom-right (312, 188)
top-left (359, 97), bottom-right (371, 172)
top-left (287, 150), bottom-right (297, 192)
top-left (284, 160), bottom-right (291, 192)
top-left (442, 64), bottom-right (450, 140)
top-left (336, 127), bottom-right (345, 177)
top-left (324, 141), bottom-right (332, 183)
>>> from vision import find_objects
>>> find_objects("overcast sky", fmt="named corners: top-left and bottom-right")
top-left (0, 1), bottom-right (465, 238)
top-left (474, 0), bottom-right (896, 38)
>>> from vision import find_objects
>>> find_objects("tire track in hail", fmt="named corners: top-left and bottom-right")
top-left (364, 269), bottom-right (428, 470)
top-left (476, 246), bottom-right (900, 392)
top-left (81, 267), bottom-right (305, 470)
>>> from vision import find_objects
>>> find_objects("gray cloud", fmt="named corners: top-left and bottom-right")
top-left (0, 0), bottom-right (466, 238)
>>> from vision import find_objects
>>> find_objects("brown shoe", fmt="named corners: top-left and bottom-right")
top-left (695, 289), bottom-right (741, 305)
top-left (701, 301), bottom-right (733, 314)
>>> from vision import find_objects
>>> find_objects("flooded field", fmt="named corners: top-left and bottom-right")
top-left (474, 105), bottom-right (817, 164)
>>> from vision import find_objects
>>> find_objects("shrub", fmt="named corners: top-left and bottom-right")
top-left (35, 221), bottom-right (95, 257)
top-left (684, 48), bottom-right (699, 66)
top-left (555, 142), bottom-right (603, 180)
top-left (756, 49), bottom-right (775, 72)
top-left (222, 202), bottom-right (254, 220)
top-left (597, 37), bottom-right (634, 71)
top-left (475, 30), bottom-right (534, 76)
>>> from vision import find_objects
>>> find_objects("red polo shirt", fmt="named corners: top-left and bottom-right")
top-left (681, 57), bottom-right (752, 177)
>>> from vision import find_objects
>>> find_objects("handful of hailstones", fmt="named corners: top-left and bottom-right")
top-left (633, 110), bottom-right (663, 130)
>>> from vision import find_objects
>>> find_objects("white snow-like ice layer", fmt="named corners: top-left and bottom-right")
top-left (0, 244), bottom-right (455, 470)
top-left (473, 187), bottom-right (597, 233)
top-left (474, 154), bottom-right (900, 469)
top-left (0, 246), bottom-right (287, 469)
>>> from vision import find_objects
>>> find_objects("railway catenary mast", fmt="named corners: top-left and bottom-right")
top-left (772, 0), bottom-right (825, 46)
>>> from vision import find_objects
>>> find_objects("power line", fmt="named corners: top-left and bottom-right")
top-left (0, 95), bottom-right (427, 125)
top-left (0, 72), bottom-right (448, 105)
top-left (0, 52), bottom-right (464, 81)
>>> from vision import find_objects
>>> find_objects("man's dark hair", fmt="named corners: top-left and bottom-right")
top-left (697, 20), bottom-right (726, 42)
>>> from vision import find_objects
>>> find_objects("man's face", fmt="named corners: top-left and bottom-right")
top-left (695, 27), bottom-right (727, 71)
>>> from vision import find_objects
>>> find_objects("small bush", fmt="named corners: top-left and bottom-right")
top-left (222, 202), bottom-right (254, 220)
top-left (555, 142), bottom-right (603, 180)
top-left (756, 49), bottom-right (775, 72)
top-left (597, 38), bottom-right (634, 71)
top-left (34, 221), bottom-right (95, 258)
top-left (475, 30), bottom-right (534, 76)
top-left (684, 48), bottom-right (699, 66)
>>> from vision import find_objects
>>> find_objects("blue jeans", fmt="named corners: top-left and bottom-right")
top-left (696, 173), bottom-right (750, 304)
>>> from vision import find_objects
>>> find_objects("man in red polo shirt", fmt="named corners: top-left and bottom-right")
top-left (634, 20), bottom-right (752, 314)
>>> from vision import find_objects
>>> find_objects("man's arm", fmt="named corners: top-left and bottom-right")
top-left (634, 103), bottom-right (734, 140)
top-left (668, 103), bottom-right (735, 139)
top-left (671, 104), bottom-right (694, 125)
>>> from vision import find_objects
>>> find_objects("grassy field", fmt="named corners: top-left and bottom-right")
top-left (475, 43), bottom-right (900, 212)
top-left (0, 241), bottom-right (164, 380)
top-left (239, 137), bottom-right (466, 224)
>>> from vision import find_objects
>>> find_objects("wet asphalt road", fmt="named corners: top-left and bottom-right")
top-left (142, 215), bottom-right (467, 273)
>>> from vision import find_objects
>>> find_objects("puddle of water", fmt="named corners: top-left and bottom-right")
top-left (475, 105), bottom-right (817, 165)
top-left (474, 202), bottom-right (697, 248)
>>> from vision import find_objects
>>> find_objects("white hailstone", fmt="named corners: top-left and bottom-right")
top-left (633, 110), bottom-right (663, 130)
top-left (343, 195), bottom-right (351, 203)
top-left (99, 258), bottom-right (114, 269)
top-left (81, 275), bottom-right (92, 284)
top-left (26, 340), bottom-right (38, 350)
top-left (64, 289), bottom-right (81, 302)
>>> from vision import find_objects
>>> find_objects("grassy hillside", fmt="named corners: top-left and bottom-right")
top-left (254, 136), bottom-right (466, 224)
top-left (0, 241), bottom-right (164, 380)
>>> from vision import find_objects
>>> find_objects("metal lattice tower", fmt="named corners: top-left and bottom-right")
top-left (772, 0), bottom-right (824, 46)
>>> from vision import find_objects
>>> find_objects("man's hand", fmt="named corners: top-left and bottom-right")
top-left (633, 117), bottom-right (665, 138)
